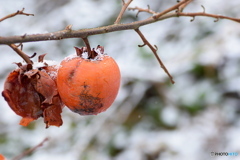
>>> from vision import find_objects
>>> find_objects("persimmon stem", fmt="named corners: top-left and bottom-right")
top-left (135, 28), bottom-right (175, 84)
top-left (82, 37), bottom-right (93, 59)
top-left (8, 44), bottom-right (32, 64)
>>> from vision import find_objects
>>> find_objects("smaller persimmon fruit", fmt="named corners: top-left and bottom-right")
top-left (2, 54), bottom-right (63, 128)
top-left (0, 154), bottom-right (5, 160)
top-left (57, 45), bottom-right (121, 115)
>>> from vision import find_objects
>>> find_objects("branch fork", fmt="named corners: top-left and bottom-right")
top-left (0, 8), bottom-right (34, 22)
top-left (1, 1), bottom-right (240, 84)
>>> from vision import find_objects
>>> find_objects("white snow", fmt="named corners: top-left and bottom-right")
top-left (1, 0), bottom-right (240, 160)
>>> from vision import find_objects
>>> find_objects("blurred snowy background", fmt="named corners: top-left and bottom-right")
top-left (1, 0), bottom-right (240, 160)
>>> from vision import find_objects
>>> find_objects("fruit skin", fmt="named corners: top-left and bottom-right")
top-left (0, 154), bottom-right (5, 160)
top-left (57, 52), bottom-right (120, 115)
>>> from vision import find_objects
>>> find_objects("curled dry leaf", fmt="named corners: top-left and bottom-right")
top-left (2, 54), bottom-right (64, 128)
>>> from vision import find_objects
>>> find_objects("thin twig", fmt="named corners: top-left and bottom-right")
top-left (178, 0), bottom-right (193, 12)
top-left (8, 44), bottom-right (32, 64)
top-left (154, 0), bottom-right (191, 19)
top-left (128, 5), bottom-right (157, 17)
top-left (178, 12), bottom-right (240, 23)
top-left (12, 138), bottom-right (49, 160)
top-left (135, 28), bottom-right (175, 84)
top-left (0, 8), bottom-right (34, 22)
top-left (114, 0), bottom-right (133, 24)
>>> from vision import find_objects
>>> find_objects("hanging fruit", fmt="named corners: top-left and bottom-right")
top-left (2, 54), bottom-right (64, 128)
top-left (57, 45), bottom-right (121, 115)
top-left (0, 154), bottom-right (5, 160)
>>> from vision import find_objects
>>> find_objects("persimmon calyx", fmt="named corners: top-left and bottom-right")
top-left (74, 45), bottom-right (105, 60)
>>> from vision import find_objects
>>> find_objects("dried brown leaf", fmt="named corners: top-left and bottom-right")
top-left (31, 71), bottom-right (58, 104)
top-left (43, 96), bottom-right (64, 128)
top-left (2, 70), bottom-right (43, 121)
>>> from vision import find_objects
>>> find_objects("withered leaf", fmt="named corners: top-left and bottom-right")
top-left (43, 96), bottom-right (64, 128)
top-left (24, 69), bottom-right (39, 78)
top-left (30, 71), bottom-right (58, 104)
top-left (2, 56), bottom-right (63, 128)
top-left (2, 70), bottom-right (43, 120)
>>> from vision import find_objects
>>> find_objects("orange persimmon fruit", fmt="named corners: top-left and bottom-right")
top-left (0, 154), bottom-right (5, 160)
top-left (57, 45), bottom-right (120, 115)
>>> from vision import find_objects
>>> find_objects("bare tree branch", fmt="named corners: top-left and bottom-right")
top-left (135, 28), bottom-right (175, 84)
top-left (114, 0), bottom-right (133, 24)
top-left (0, 8), bottom-right (34, 22)
top-left (1, 9), bottom-right (239, 45)
top-left (0, 1), bottom-right (238, 86)
top-left (12, 138), bottom-right (48, 160)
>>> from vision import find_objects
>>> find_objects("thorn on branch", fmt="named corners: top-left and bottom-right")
top-left (29, 52), bottom-right (37, 58)
top-left (65, 24), bottom-right (73, 30)
top-left (18, 8), bottom-right (25, 14)
top-left (136, 10), bottom-right (140, 18)
top-left (154, 45), bottom-right (158, 51)
top-left (17, 8), bottom-right (34, 16)
top-left (190, 16), bottom-right (195, 22)
top-left (147, 5), bottom-right (150, 10)
top-left (201, 5), bottom-right (206, 13)
top-left (21, 33), bottom-right (27, 39)
top-left (16, 43), bottom-right (23, 50)
top-left (135, 28), bottom-right (175, 84)
top-left (0, 8), bottom-right (34, 22)
top-left (214, 17), bottom-right (219, 22)
top-left (138, 43), bottom-right (146, 47)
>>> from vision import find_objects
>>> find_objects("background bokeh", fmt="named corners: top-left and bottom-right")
top-left (0, 0), bottom-right (240, 160)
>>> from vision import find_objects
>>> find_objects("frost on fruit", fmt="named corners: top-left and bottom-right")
top-left (57, 46), bottom-right (121, 115)
top-left (2, 54), bottom-right (63, 128)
